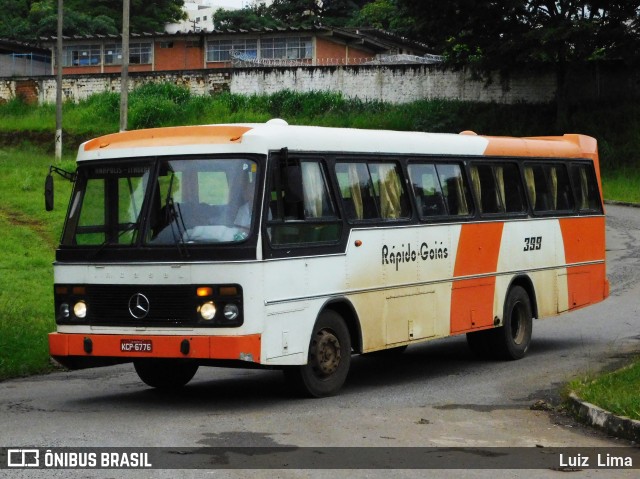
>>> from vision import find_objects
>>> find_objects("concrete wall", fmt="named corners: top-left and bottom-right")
top-left (1, 63), bottom-right (637, 106)
top-left (230, 65), bottom-right (557, 104)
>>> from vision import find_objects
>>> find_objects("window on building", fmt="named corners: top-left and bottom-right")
top-left (129, 42), bottom-right (152, 64)
top-left (63, 44), bottom-right (101, 67)
top-left (104, 42), bottom-right (152, 65)
top-left (206, 39), bottom-right (258, 62)
top-left (261, 37), bottom-right (312, 60)
top-left (104, 44), bottom-right (122, 65)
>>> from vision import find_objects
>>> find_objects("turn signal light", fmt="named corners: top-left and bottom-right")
top-left (197, 287), bottom-right (213, 297)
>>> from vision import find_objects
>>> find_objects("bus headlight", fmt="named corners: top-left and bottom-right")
top-left (199, 301), bottom-right (216, 320)
top-left (73, 301), bottom-right (87, 319)
top-left (59, 303), bottom-right (70, 319)
top-left (223, 304), bottom-right (239, 321)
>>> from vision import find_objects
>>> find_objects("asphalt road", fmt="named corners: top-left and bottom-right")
top-left (1, 204), bottom-right (639, 478)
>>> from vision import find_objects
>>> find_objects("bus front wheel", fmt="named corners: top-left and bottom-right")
top-left (283, 310), bottom-right (351, 398)
top-left (134, 359), bottom-right (199, 389)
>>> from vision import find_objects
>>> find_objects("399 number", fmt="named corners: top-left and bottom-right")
top-left (524, 236), bottom-right (542, 252)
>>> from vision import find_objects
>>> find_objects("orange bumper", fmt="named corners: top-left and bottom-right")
top-left (49, 332), bottom-right (261, 366)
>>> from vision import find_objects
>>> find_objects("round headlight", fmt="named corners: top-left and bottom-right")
top-left (73, 301), bottom-right (87, 319)
top-left (59, 303), bottom-right (70, 319)
top-left (223, 304), bottom-right (239, 321)
top-left (200, 301), bottom-right (216, 320)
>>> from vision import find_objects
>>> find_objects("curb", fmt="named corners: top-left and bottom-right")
top-left (567, 393), bottom-right (640, 443)
top-left (604, 200), bottom-right (640, 208)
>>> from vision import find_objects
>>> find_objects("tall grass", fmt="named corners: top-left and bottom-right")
top-left (1, 85), bottom-right (639, 169)
top-left (0, 146), bottom-right (74, 379)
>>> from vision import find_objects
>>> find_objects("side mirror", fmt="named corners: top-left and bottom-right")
top-left (45, 174), bottom-right (54, 211)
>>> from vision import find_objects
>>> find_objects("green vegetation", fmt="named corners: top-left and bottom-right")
top-left (0, 147), bottom-right (74, 379)
top-left (567, 361), bottom-right (640, 421)
top-left (0, 86), bottom-right (639, 421)
top-left (2, 85), bottom-right (640, 171)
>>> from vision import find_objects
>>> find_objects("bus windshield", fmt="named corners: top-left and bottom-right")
top-left (61, 158), bottom-right (258, 247)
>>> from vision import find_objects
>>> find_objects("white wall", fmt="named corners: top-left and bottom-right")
top-left (1, 65), bottom-right (558, 106)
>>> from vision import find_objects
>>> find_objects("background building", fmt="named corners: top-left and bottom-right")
top-left (44, 27), bottom-right (434, 75)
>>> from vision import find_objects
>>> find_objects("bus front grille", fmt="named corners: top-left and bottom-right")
top-left (85, 285), bottom-right (197, 325)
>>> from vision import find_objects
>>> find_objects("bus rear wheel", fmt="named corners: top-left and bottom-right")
top-left (134, 359), bottom-right (199, 389)
top-left (283, 310), bottom-right (351, 398)
top-left (466, 285), bottom-right (532, 360)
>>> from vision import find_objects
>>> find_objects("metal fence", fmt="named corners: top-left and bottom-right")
top-left (0, 53), bottom-right (51, 77)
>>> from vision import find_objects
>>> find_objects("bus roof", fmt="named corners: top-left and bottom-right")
top-left (76, 120), bottom-right (598, 164)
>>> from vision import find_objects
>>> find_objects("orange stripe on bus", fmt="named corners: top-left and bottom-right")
top-left (48, 333), bottom-right (261, 363)
top-left (559, 216), bottom-right (608, 305)
top-left (559, 216), bottom-right (606, 264)
top-left (83, 125), bottom-right (253, 151)
top-left (450, 222), bottom-right (504, 333)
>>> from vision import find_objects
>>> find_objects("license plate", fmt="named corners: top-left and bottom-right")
top-left (120, 339), bottom-right (153, 353)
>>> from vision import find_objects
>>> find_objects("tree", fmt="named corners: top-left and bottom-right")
top-left (0, 0), bottom-right (186, 40)
top-left (396, 0), bottom-right (640, 127)
top-left (349, 0), bottom-right (412, 32)
top-left (213, 5), bottom-right (284, 31)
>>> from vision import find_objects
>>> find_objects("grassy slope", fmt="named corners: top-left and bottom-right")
top-left (0, 147), bottom-right (73, 379)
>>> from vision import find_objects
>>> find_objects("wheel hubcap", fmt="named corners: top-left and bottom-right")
top-left (310, 329), bottom-right (341, 377)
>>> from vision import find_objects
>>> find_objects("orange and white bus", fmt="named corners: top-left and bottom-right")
top-left (46, 120), bottom-right (609, 397)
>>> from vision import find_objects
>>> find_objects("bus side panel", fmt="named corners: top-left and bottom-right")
top-left (496, 219), bottom-right (568, 320)
top-left (559, 216), bottom-right (609, 308)
top-left (450, 222), bottom-right (503, 334)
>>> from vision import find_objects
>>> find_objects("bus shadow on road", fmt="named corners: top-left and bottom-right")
top-left (64, 334), bottom-right (597, 410)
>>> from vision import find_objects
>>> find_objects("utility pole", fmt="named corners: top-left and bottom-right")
top-left (55, 0), bottom-right (63, 161)
top-left (120, 0), bottom-right (130, 132)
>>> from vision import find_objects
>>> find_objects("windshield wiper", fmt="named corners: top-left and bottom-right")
top-left (165, 198), bottom-right (190, 259)
top-left (90, 222), bottom-right (139, 259)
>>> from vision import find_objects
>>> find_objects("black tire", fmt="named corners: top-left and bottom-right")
top-left (495, 285), bottom-right (533, 359)
top-left (467, 285), bottom-right (532, 360)
top-left (283, 310), bottom-right (351, 398)
top-left (134, 359), bottom-right (198, 389)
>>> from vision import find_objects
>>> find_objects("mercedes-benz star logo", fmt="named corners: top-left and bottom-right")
top-left (128, 293), bottom-right (150, 319)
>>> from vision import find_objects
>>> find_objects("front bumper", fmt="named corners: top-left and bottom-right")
top-left (49, 332), bottom-right (261, 370)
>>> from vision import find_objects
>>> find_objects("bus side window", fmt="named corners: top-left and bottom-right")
top-left (408, 163), bottom-right (446, 218)
top-left (268, 159), bottom-right (341, 246)
top-left (499, 164), bottom-right (526, 213)
top-left (336, 161), bottom-right (409, 221)
top-left (470, 164), bottom-right (501, 214)
top-left (335, 162), bottom-right (378, 220)
top-left (470, 163), bottom-right (525, 215)
top-left (435, 164), bottom-right (471, 216)
top-left (525, 164), bottom-right (574, 213)
top-left (571, 164), bottom-right (602, 213)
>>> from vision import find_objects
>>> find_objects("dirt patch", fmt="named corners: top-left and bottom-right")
top-left (0, 130), bottom-right (90, 153)
top-left (0, 207), bottom-right (57, 249)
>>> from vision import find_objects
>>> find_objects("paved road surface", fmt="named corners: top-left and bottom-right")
top-left (1, 204), bottom-right (639, 478)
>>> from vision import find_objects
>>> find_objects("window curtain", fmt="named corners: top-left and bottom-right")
top-left (524, 167), bottom-right (536, 208)
top-left (301, 162), bottom-right (323, 218)
top-left (376, 164), bottom-right (402, 219)
top-left (579, 167), bottom-right (589, 210)
top-left (495, 166), bottom-right (505, 212)
top-left (549, 167), bottom-right (558, 209)
top-left (470, 166), bottom-right (481, 213)
top-left (348, 163), bottom-right (363, 220)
